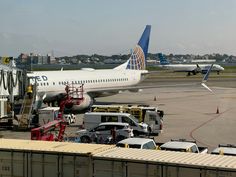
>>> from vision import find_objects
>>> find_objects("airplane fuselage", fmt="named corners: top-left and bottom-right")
top-left (28, 69), bottom-right (148, 98)
top-left (160, 64), bottom-right (224, 73)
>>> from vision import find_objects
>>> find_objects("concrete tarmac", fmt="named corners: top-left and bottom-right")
top-left (1, 74), bottom-right (236, 152)
top-left (95, 80), bottom-right (236, 151)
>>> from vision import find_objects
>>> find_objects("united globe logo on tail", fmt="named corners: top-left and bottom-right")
top-left (114, 25), bottom-right (150, 70)
top-left (126, 45), bottom-right (146, 70)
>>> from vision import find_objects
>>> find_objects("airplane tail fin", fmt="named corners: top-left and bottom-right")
top-left (201, 64), bottom-right (213, 92)
top-left (114, 25), bottom-right (151, 70)
top-left (157, 53), bottom-right (169, 65)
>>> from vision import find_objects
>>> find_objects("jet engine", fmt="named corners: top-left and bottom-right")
top-left (70, 93), bottom-right (94, 112)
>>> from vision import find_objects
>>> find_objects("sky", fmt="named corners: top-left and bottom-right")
top-left (0, 0), bottom-right (236, 57)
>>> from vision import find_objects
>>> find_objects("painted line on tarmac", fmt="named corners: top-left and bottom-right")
top-left (189, 108), bottom-right (233, 148)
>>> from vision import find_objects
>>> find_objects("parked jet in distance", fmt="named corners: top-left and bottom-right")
top-left (157, 53), bottom-right (224, 76)
top-left (28, 25), bottom-right (151, 111)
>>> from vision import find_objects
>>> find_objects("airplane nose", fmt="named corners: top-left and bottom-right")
top-left (221, 66), bottom-right (225, 71)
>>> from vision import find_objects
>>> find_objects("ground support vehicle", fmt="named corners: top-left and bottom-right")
top-left (63, 113), bottom-right (76, 125)
top-left (91, 104), bottom-right (164, 134)
top-left (0, 139), bottom-right (235, 177)
top-left (37, 107), bottom-right (60, 126)
top-left (83, 112), bottom-right (148, 136)
top-left (31, 119), bottom-right (66, 141)
top-left (160, 139), bottom-right (208, 153)
top-left (211, 144), bottom-right (236, 156)
top-left (77, 122), bottom-right (133, 144)
top-left (116, 137), bottom-right (157, 149)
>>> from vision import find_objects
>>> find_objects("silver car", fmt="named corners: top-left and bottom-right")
top-left (77, 122), bottom-right (133, 144)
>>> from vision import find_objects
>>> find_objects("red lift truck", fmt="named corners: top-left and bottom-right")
top-left (31, 119), bottom-right (66, 141)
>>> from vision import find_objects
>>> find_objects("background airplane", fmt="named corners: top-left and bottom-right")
top-left (28, 25), bottom-right (151, 112)
top-left (157, 53), bottom-right (224, 76)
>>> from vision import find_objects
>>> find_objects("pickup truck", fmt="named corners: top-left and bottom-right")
top-left (116, 137), bottom-right (158, 150)
top-left (211, 144), bottom-right (236, 156)
top-left (159, 139), bottom-right (208, 154)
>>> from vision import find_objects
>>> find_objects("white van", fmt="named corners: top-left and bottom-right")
top-left (83, 112), bottom-right (148, 136)
top-left (90, 104), bottom-right (163, 135)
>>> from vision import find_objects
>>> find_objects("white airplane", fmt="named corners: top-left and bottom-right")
top-left (28, 25), bottom-right (151, 111)
top-left (157, 53), bottom-right (224, 76)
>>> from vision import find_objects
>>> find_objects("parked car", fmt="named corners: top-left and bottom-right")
top-left (83, 112), bottom-right (148, 136)
top-left (211, 144), bottom-right (236, 156)
top-left (116, 137), bottom-right (157, 150)
top-left (77, 122), bottom-right (133, 144)
top-left (63, 113), bottom-right (76, 125)
top-left (159, 139), bottom-right (208, 154)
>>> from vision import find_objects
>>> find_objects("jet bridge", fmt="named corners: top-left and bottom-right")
top-left (0, 61), bottom-right (27, 127)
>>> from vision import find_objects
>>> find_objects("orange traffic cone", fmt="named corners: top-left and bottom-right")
top-left (154, 96), bottom-right (157, 101)
top-left (216, 106), bottom-right (219, 114)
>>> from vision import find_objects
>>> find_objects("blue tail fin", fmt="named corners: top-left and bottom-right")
top-left (126, 25), bottom-right (151, 70)
top-left (157, 53), bottom-right (169, 65)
